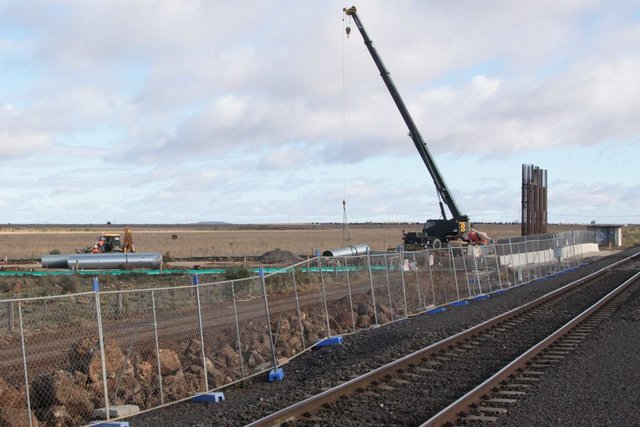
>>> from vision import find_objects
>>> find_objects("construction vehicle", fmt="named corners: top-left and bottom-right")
top-left (81, 227), bottom-right (135, 254)
top-left (344, 6), bottom-right (486, 249)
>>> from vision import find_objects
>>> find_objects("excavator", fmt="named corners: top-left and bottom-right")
top-left (344, 6), bottom-right (489, 249)
top-left (81, 227), bottom-right (136, 254)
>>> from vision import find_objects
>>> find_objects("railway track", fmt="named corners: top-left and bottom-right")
top-left (246, 252), bottom-right (640, 426)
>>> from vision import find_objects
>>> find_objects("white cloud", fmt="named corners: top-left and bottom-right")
top-left (0, 131), bottom-right (51, 159)
top-left (0, 0), bottom-right (638, 224)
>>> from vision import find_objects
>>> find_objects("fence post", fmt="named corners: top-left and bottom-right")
top-left (438, 249), bottom-right (448, 303)
top-left (150, 290), bottom-right (164, 405)
top-left (535, 239), bottom-right (542, 278)
top-left (315, 249), bottom-right (331, 337)
top-left (259, 266), bottom-right (279, 371)
top-left (481, 246), bottom-right (492, 292)
top-left (398, 252), bottom-right (409, 317)
top-left (472, 249), bottom-right (482, 295)
top-left (366, 249), bottom-right (379, 325)
top-left (412, 252), bottom-right (423, 310)
top-left (383, 253), bottom-right (394, 320)
top-left (192, 274), bottom-right (209, 391)
top-left (493, 243), bottom-right (502, 289)
top-left (93, 277), bottom-right (110, 420)
top-left (544, 238), bottom-right (551, 276)
top-left (426, 250), bottom-right (436, 307)
top-left (289, 271), bottom-right (307, 349)
top-left (230, 280), bottom-right (246, 378)
top-left (449, 247), bottom-right (460, 301)
top-left (343, 257), bottom-right (357, 333)
top-left (508, 238), bottom-right (517, 284)
top-left (461, 247), bottom-right (471, 297)
top-left (18, 301), bottom-right (33, 427)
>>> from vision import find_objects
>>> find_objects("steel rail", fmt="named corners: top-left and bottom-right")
top-left (422, 268), bottom-right (640, 426)
top-left (246, 252), bottom-right (640, 426)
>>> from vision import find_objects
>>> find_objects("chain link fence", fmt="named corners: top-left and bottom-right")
top-left (0, 230), bottom-right (596, 426)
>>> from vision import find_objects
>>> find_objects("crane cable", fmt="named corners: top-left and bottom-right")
top-left (342, 12), bottom-right (352, 247)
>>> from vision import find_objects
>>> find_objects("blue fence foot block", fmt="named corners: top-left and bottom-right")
top-left (426, 307), bottom-right (447, 315)
top-left (472, 294), bottom-right (490, 301)
top-left (95, 423), bottom-right (129, 427)
top-left (492, 290), bottom-right (507, 295)
top-left (449, 300), bottom-right (469, 307)
top-left (268, 368), bottom-right (285, 382)
top-left (192, 392), bottom-right (225, 403)
top-left (315, 336), bottom-right (344, 347)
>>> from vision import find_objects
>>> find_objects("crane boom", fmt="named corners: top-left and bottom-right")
top-left (344, 6), bottom-right (470, 247)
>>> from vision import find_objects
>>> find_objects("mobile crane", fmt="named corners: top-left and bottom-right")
top-left (344, 6), bottom-right (478, 249)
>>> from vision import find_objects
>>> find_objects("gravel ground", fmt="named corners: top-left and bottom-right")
top-left (294, 268), bottom-right (637, 426)
top-left (124, 249), bottom-right (638, 426)
top-left (497, 270), bottom-right (640, 426)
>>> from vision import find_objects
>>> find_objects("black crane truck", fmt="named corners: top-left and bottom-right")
top-left (344, 6), bottom-right (474, 249)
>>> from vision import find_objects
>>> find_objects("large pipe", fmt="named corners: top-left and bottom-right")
top-left (41, 253), bottom-right (163, 269)
top-left (40, 254), bottom-right (69, 268)
top-left (322, 245), bottom-right (370, 257)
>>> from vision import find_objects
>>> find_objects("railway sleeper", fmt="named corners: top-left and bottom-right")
top-left (511, 376), bottom-right (540, 383)
top-left (462, 414), bottom-right (498, 423)
top-left (400, 372), bottom-right (421, 379)
top-left (414, 366), bottom-right (437, 373)
top-left (502, 383), bottom-right (532, 389)
top-left (536, 356), bottom-right (564, 362)
top-left (558, 334), bottom-right (584, 344)
top-left (544, 350), bottom-right (571, 356)
top-left (484, 398), bottom-right (518, 404)
top-left (528, 363), bottom-right (552, 369)
top-left (375, 384), bottom-right (395, 391)
top-left (494, 390), bottom-right (526, 396)
top-left (520, 370), bottom-right (545, 376)
top-left (477, 405), bottom-right (509, 414)
top-left (389, 378), bottom-right (411, 385)
top-left (553, 343), bottom-right (577, 349)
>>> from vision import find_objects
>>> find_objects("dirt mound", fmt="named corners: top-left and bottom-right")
top-left (259, 249), bottom-right (304, 265)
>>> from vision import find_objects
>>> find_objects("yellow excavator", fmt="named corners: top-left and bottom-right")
top-left (83, 227), bottom-right (135, 253)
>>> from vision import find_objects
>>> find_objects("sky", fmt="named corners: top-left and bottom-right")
top-left (1, 0), bottom-right (639, 225)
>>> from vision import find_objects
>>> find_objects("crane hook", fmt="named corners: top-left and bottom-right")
top-left (345, 26), bottom-right (351, 38)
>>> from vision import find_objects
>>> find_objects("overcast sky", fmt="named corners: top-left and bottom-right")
top-left (1, 0), bottom-right (638, 225)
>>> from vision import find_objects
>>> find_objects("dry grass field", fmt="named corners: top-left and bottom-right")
top-left (0, 223), bottom-right (589, 261)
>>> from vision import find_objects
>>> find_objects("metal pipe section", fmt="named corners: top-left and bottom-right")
top-left (40, 254), bottom-right (69, 268)
top-left (322, 245), bottom-right (370, 257)
top-left (41, 253), bottom-right (163, 269)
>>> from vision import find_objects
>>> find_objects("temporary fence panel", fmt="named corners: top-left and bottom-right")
top-left (263, 261), bottom-right (311, 362)
top-left (198, 279), bottom-right (247, 388)
top-left (317, 257), bottom-right (359, 336)
top-left (0, 299), bottom-right (38, 427)
top-left (221, 275), bottom-right (276, 379)
top-left (400, 251), bottom-right (424, 314)
top-left (368, 253), bottom-right (395, 325)
top-left (98, 288), bottom-right (165, 411)
top-left (381, 253), bottom-right (408, 320)
top-left (148, 285), bottom-right (204, 404)
top-left (22, 292), bottom-right (102, 427)
top-left (342, 254), bottom-right (378, 332)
